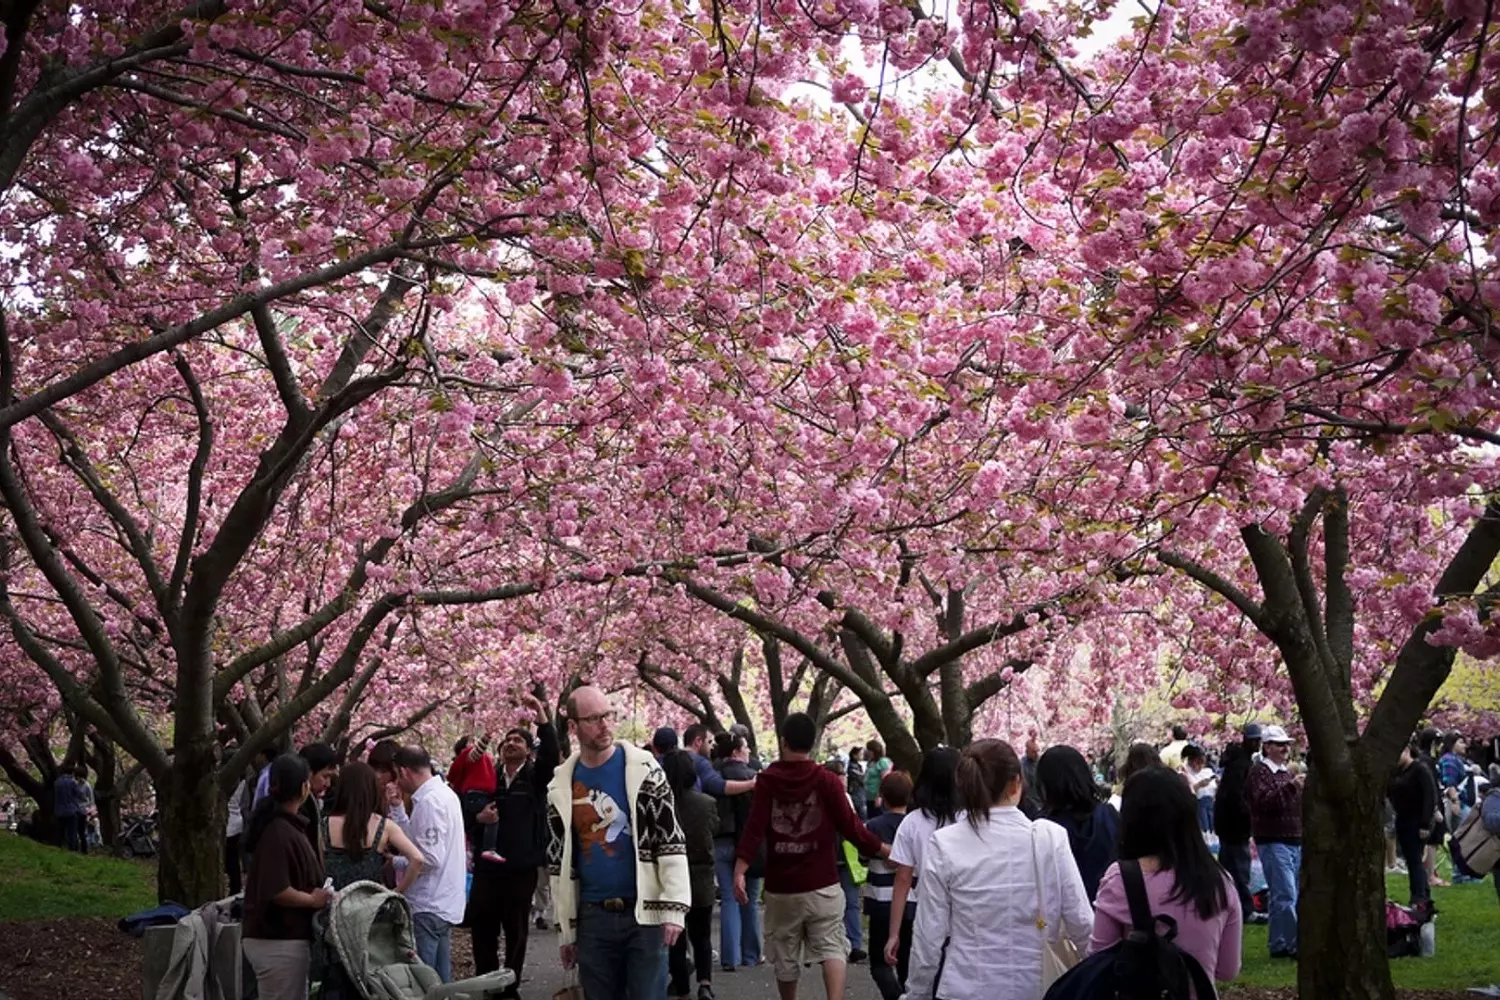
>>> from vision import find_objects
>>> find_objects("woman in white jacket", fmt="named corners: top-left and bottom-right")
top-left (905, 739), bottom-right (1093, 1000)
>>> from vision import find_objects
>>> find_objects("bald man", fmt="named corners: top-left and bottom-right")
top-left (546, 686), bottom-right (691, 1000)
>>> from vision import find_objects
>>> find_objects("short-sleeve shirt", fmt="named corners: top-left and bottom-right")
top-left (243, 812), bottom-right (324, 941)
top-left (866, 757), bottom-right (892, 801)
top-left (888, 808), bottom-right (957, 903)
top-left (572, 749), bottom-right (636, 901)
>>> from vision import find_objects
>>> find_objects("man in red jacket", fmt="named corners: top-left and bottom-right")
top-left (735, 713), bottom-right (888, 1000)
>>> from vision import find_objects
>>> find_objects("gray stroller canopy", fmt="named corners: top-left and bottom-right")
top-left (324, 881), bottom-right (515, 1000)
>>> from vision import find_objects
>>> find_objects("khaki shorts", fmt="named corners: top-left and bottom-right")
top-left (763, 884), bottom-right (849, 981)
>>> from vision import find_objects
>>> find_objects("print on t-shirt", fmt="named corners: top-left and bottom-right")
top-left (574, 781), bottom-right (631, 858)
top-left (770, 790), bottom-right (823, 854)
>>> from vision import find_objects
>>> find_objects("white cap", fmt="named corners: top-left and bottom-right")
top-left (1260, 725), bottom-right (1292, 744)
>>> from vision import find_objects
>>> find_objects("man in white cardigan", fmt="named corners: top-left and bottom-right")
top-left (547, 685), bottom-right (690, 999)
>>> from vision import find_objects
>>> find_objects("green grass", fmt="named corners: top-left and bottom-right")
top-left (0, 830), bottom-right (157, 922)
top-left (1236, 865), bottom-right (1500, 990)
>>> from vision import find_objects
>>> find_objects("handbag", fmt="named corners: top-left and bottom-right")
top-left (1032, 821), bottom-right (1081, 991)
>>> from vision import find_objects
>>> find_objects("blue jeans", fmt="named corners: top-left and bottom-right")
top-left (838, 865), bottom-right (862, 951)
top-left (413, 912), bottom-right (453, 982)
top-left (1197, 797), bottom-right (1214, 835)
top-left (713, 840), bottom-right (762, 966)
top-left (1258, 841), bottom-right (1300, 956)
top-left (575, 904), bottom-right (666, 1000)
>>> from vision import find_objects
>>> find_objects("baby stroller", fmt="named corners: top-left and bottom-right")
top-left (116, 813), bottom-right (159, 858)
top-left (320, 881), bottom-right (514, 1000)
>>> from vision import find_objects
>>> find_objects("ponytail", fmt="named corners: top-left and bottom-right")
top-left (957, 739), bottom-right (1023, 831)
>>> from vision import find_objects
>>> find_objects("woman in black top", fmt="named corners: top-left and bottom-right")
top-left (1388, 741), bottom-right (1438, 907)
top-left (1036, 744), bottom-right (1119, 902)
top-left (663, 749), bottom-right (718, 1000)
top-left (242, 754), bottom-right (330, 1000)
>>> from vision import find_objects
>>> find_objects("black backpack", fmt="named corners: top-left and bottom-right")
top-left (1043, 860), bottom-right (1218, 1000)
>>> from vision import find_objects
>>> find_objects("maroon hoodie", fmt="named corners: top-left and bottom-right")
top-left (736, 758), bottom-right (885, 894)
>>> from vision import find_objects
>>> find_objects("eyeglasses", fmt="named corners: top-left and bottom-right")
top-left (573, 710), bottom-right (615, 726)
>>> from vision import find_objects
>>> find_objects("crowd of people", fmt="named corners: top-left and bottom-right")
top-left (219, 689), bottom-right (1500, 1000)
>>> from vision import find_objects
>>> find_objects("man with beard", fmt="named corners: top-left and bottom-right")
top-left (468, 693), bottom-right (560, 998)
top-left (547, 685), bottom-right (689, 1000)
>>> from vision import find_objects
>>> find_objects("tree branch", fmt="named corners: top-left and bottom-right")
top-left (1158, 549), bottom-right (1270, 632)
top-left (167, 351), bottom-right (213, 615)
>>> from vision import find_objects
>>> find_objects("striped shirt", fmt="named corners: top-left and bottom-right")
top-left (862, 810), bottom-right (905, 908)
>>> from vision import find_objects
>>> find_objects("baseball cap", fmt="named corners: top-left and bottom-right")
top-left (1260, 724), bottom-right (1292, 744)
top-left (651, 727), bottom-right (679, 752)
top-left (1242, 722), bottom-right (1263, 740)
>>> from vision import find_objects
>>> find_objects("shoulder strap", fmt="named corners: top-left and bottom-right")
top-left (1183, 952), bottom-right (1218, 1000)
top-left (373, 814), bottom-right (387, 849)
top-left (1119, 859), bottom-right (1155, 935)
top-left (1030, 822), bottom-right (1046, 929)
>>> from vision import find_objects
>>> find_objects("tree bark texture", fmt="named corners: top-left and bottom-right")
top-left (1297, 771), bottom-right (1394, 1000)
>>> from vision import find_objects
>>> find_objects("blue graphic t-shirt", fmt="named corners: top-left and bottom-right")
top-left (572, 749), bottom-right (636, 901)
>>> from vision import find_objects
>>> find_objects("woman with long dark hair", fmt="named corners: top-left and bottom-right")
top-left (1037, 744), bottom-right (1119, 902)
top-left (905, 740), bottom-right (1091, 1000)
top-left (662, 749), bottom-right (718, 1000)
top-left (881, 746), bottom-right (961, 969)
top-left (323, 761), bottom-right (425, 892)
top-left (242, 754), bottom-right (331, 1000)
top-left (1088, 767), bottom-right (1242, 989)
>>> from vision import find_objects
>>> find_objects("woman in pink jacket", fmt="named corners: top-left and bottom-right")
top-left (1089, 766), bottom-right (1242, 994)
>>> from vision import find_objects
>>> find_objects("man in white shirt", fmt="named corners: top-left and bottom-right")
top-left (388, 746), bottom-right (468, 982)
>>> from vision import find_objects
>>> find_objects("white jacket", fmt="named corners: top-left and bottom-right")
top-left (546, 742), bottom-right (691, 945)
top-left (906, 806), bottom-right (1093, 1000)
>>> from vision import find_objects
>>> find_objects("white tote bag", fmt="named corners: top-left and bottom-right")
top-left (1032, 822), bottom-right (1080, 993)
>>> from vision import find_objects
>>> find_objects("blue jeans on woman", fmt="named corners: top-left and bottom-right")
top-left (838, 864), bottom-right (863, 951)
top-left (1258, 841), bottom-right (1301, 957)
top-left (713, 840), bottom-right (762, 967)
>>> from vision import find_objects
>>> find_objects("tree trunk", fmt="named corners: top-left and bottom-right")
top-left (156, 749), bottom-right (226, 905)
top-left (1297, 769), bottom-right (1394, 1000)
top-left (92, 740), bottom-right (120, 849)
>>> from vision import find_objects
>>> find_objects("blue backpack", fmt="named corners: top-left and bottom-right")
top-left (1043, 860), bottom-right (1217, 1000)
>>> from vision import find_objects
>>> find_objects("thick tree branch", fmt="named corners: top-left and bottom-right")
top-left (669, 574), bottom-right (879, 699)
top-left (0, 241), bottom-right (417, 431)
top-left (167, 352), bottom-right (213, 615)
top-left (1158, 549), bottom-right (1270, 631)
top-left (1364, 498), bottom-right (1500, 764)
top-left (909, 593), bottom-right (1070, 679)
top-left (38, 411), bottom-right (169, 606)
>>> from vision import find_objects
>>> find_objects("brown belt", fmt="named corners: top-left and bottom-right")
top-left (584, 897), bottom-right (634, 913)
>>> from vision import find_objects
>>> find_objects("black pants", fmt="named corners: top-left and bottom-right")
top-left (1218, 839), bottom-right (1253, 916)
top-left (469, 865), bottom-right (539, 981)
top-left (1394, 816), bottom-right (1430, 904)
top-left (226, 835), bottom-right (243, 896)
top-left (866, 902), bottom-right (913, 1000)
top-left (668, 905), bottom-right (713, 996)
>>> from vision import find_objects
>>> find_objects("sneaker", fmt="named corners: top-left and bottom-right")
top-left (848, 949), bottom-right (868, 964)
top-left (697, 985), bottom-right (715, 1000)
top-left (480, 851), bottom-right (506, 864)
top-left (1247, 913), bottom-right (1269, 925)
top-left (721, 964), bottom-right (735, 973)
top-left (535, 917), bottom-right (548, 930)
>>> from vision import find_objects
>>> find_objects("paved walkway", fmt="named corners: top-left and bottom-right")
top-left (459, 917), bottom-right (886, 1000)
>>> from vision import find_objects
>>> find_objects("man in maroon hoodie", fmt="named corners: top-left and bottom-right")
top-left (734, 713), bottom-right (888, 1000)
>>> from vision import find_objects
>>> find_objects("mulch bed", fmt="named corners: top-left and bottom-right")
top-left (0, 916), bottom-right (485, 1000)
top-left (0, 917), bottom-right (1488, 1000)
top-left (0, 918), bottom-right (141, 1000)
